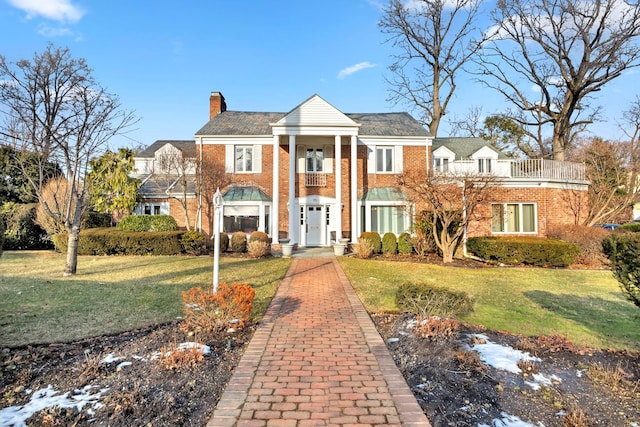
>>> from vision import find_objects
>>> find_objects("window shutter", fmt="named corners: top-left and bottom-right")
top-left (394, 146), bottom-right (403, 173)
top-left (225, 145), bottom-right (234, 173)
top-left (297, 145), bottom-right (306, 172)
top-left (253, 145), bottom-right (262, 173)
top-left (324, 144), bottom-right (334, 173)
top-left (367, 146), bottom-right (375, 174)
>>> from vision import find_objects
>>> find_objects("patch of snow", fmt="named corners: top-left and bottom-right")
top-left (576, 369), bottom-right (585, 378)
top-left (466, 334), bottom-right (540, 374)
top-left (100, 353), bottom-right (121, 364)
top-left (0, 385), bottom-right (108, 427)
top-left (150, 342), bottom-right (211, 360)
top-left (525, 373), bottom-right (562, 390)
top-left (478, 411), bottom-right (543, 427)
top-left (116, 361), bottom-right (132, 369)
top-left (386, 337), bottom-right (400, 344)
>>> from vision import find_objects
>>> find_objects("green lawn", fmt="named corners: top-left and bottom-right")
top-left (0, 251), bottom-right (291, 347)
top-left (338, 257), bottom-right (640, 351)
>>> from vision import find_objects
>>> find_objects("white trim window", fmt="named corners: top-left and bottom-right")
top-left (478, 158), bottom-right (493, 173)
top-left (376, 147), bottom-right (394, 173)
top-left (306, 148), bottom-right (324, 172)
top-left (136, 202), bottom-right (169, 216)
top-left (434, 157), bottom-right (449, 173)
top-left (491, 203), bottom-right (537, 233)
top-left (235, 146), bottom-right (253, 172)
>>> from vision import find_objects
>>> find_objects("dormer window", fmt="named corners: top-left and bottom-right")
top-left (478, 158), bottom-right (492, 173)
top-left (434, 157), bottom-right (449, 173)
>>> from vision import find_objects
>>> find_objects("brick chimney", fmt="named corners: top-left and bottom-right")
top-left (209, 91), bottom-right (226, 120)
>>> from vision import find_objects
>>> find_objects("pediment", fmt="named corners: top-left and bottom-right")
top-left (274, 94), bottom-right (358, 127)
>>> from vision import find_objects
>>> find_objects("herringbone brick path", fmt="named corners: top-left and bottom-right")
top-left (207, 258), bottom-right (431, 426)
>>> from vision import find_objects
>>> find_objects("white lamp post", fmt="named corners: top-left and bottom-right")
top-left (213, 188), bottom-right (223, 294)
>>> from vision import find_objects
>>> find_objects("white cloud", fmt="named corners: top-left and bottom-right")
top-left (37, 24), bottom-right (73, 37)
top-left (337, 62), bottom-right (377, 79)
top-left (8, 0), bottom-right (85, 23)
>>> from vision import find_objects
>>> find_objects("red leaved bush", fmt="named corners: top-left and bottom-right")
top-left (181, 283), bottom-right (255, 333)
top-left (546, 224), bottom-right (610, 268)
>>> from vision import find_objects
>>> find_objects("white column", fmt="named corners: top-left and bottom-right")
top-left (350, 135), bottom-right (358, 243)
top-left (272, 135), bottom-right (280, 243)
top-left (288, 135), bottom-right (296, 244)
top-left (335, 135), bottom-right (342, 242)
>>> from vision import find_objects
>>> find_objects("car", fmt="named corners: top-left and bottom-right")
top-left (601, 223), bottom-right (621, 230)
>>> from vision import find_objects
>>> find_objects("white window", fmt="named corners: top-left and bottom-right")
top-left (222, 204), bottom-right (270, 235)
top-left (137, 202), bottom-right (169, 216)
top-left (478, 158), bottom-right (492, 173)
top-left (306, 148), bottom-right (324, 172)
top-left (491, 203), bottom-right (536, 233)
top-left (376, 147), bottom-right (394, 173)
top-left (434, 157), bottom-right (449, 173)
top-left (235, 146), bottom-right (253, 172)
top-left (370, 205), bottom-right (409, 235)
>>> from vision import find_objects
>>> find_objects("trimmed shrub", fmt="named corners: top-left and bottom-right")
top-left (467, 236), bottom-right (580, 267)
top-left (53, 228), bottom-right (183, 255)
top-left (547, 224), bottom-right (610, 267)
top-left (398, 232), bottom-right (413, 254)
top-left (180, 230), bottom-right (206, 255)
top-left (230, 232), bottom-right (247, 253)
top-left (181, 283), bottom-right (255, 333)
top-left (248, 241), bottom-right (271, 258)
top-left (1, 202), bottom-right (51, 250)
top-left (117, 214), bottom-right (178, 232)
top-left (603, 233), bottom-right (640, 308)
top-left (82, 210), bottom-right (113, 229)
top-left (619, 223), bottom-right (640, 232)
top-left (382, 232), bottom-right (398, 255)
top-left (217, 232), bottom-right (229, 252)
top-left (354, 237), bottom-right (374, 259)
top-left (360, 231), bottom-right (382, 254)
top-left (249, 231), bottom-right (269, 243)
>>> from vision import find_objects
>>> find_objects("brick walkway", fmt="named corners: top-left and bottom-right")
top-left (207, 257), bottom-right (431, 426)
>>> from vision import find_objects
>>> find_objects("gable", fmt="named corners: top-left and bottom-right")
top-left (274, 94), bottom-right (358, 127)
top-left (471, 145), bottom-right (500, 159)
top-left (432, 146), bottom-right (456, 160)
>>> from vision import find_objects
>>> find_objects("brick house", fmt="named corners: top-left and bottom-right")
top-left (134, 92), bottom-right (588, 246)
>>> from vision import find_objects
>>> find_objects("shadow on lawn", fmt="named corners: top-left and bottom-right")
top-left (524, 290), bottom-right (640, 349)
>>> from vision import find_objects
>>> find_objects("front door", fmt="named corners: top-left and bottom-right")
top-left (306, 205), bottom-right (323, 246)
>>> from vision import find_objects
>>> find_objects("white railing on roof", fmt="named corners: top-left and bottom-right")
top-left (305, 172), bottom-right (327, 187)
top-left (440, 158), bottom-right (586, 181)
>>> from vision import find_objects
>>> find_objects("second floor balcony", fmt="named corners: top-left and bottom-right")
top-left (438, 158), bottom-right (587, 183)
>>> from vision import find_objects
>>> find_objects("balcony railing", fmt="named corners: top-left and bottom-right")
top-left (439, 158), bottom-right (586, 182)
top-left (305, 172), bottom-right (327, 187)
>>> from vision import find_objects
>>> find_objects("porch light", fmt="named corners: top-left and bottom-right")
top-left (213, 188), bottom-right (223, 294)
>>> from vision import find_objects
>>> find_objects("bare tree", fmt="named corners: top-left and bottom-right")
top-left (157, 147), bottom-right (197, 230)
top-left (198, 154), bottom-right (232, 236)
top-left (0, 44), bottom-right (137, 275)
top-left (380, 0), bottom-right (486, 137)
top-left (447, 105), bottom-right (484, 137)
top-left (401, 171), bottom-right (496, 263)
top-left (477, 0), bottom-right (640, 161)
top-left (563, 137), bottom-right (639, 225)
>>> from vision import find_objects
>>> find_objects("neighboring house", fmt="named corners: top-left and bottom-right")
top-left (133, 140), bottom-right (198, 223)
top-left (135, 92), bottom-right (588, 245)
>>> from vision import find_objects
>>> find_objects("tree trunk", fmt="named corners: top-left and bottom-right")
top-left (64, 225), bottom-right (80, 276)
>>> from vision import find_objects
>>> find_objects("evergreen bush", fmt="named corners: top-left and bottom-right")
top-left (398, 232), bottom-right (413, 254)
top-left (53, 228), bottom-right (183, 255)
top-left (249, 231), bottom-right (270, 243)
top-left (467, 236), bottom-right (580, 267)
top-left (217, 232), bottom-right (229, 252)
top-left (230, 232), bottom-right (247, 253)
top-left (1, 202), bottom-right (51, 250)
top-left (382, 232), bottom-right (398, 254)
top-left (603, 233), bottom-right (640, 308)
top-left (180, 230), bottom-right (206, 255)
top-left (359, 231), bottom-right (382, 254)
top-left (117, 214), bottom-right (178, 232)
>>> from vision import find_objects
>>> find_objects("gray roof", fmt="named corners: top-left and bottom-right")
top-left (361, 187), bottom-right (408, 201)
top-left (432, 137), bottom-right (508, 159)
top-left (137, 140), bottom-right (196, 158)
top-left (138, 174), bottom-right (196, 197)
top-left (195, 111), bottom-right (430, 138)
top-left (223, 186), bottom-right (272, 202)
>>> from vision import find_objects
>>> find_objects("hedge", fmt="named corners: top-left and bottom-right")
top-left (467, 236), bottom-right (580, 267)
top-left (53, 228), bottom-right (185, 255)
top-left (117, 214), bottom-right (178, 232)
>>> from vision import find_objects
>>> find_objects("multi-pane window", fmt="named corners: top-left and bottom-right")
top-left (491, 203), bottom-right (536, 233)
top-left (376, 147), bottom-right (394, 173)
top-left (434, 157), bottom-right (449, 173)
top-left (306, 148), bottom-right (324, 172)
top-left (371, 205), bottom-right (408, 235)
top-left (235, 146), bottom-right (253, 172)
top-left (478, 158), bottom-right (492, 173)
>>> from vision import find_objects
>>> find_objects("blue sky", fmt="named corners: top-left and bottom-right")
top-left (1, 0), bottom-right (637, 150)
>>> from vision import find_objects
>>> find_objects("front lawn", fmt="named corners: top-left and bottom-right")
top-left (0, 251), bottom-right (291, 347)
top-left (338, 257), bottom-right (639, 351)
